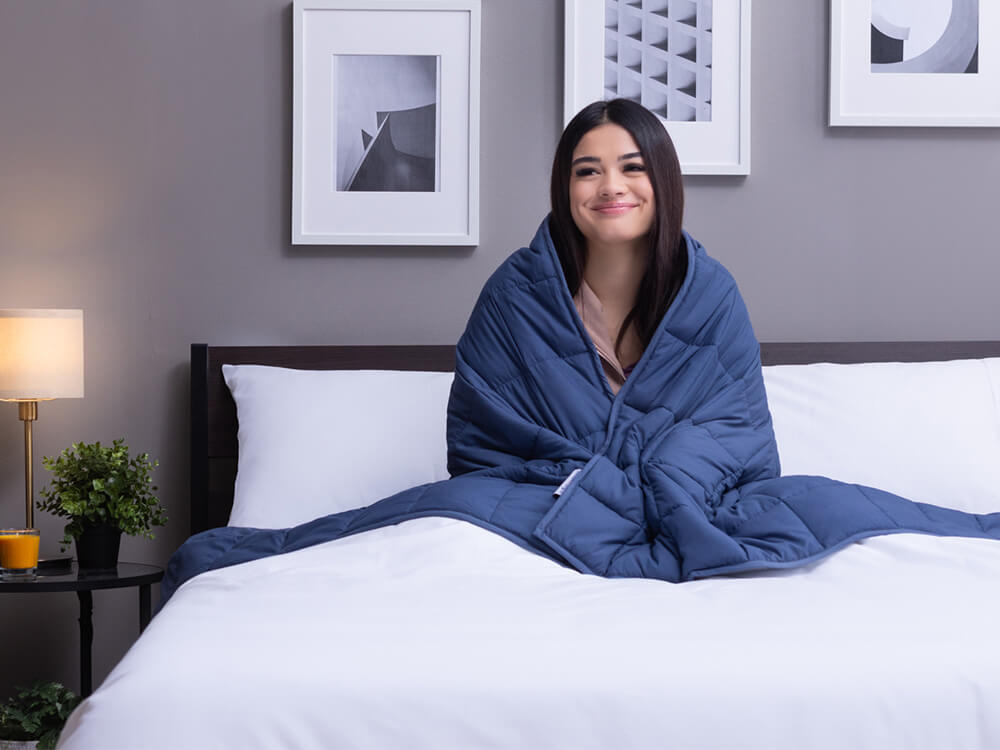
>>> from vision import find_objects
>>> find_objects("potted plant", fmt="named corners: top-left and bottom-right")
top-left (0, 681), bottom-right (80, 750)
top-left (37, 439), bottom-right (167, 571)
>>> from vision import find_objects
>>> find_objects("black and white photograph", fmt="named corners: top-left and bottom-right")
top-left (602, 0), bottom-right (713, 122)
top-left (292, 1), bottom-right (480, 245)
top-left (870, 0), bottom-right (979, 74)
top-left (831, 0), bottom-right (997, 125)
top-left (335, 54), bottom-right (440, 192)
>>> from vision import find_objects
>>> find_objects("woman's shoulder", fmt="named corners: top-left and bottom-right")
top-left (661, 230), bottom-right (753, 350)
top-left (477, 218), bottom-right (564, 302)
top-left (675, 230), bottom-right (743, 309)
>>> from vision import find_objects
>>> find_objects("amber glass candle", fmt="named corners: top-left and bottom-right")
top-left (0, 529), bottom-right (40, 580)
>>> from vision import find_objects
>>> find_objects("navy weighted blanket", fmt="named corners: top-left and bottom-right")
top-left (161, 219), bottom-right (1000, 604)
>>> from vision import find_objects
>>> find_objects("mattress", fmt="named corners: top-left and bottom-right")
top-left (58, 516), bottom-right (1000, 749)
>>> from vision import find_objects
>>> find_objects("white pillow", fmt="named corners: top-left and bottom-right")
top-left (763, 358), bottom-right (1000, 514)
top-left (222, 365), bottom-right (454, 529)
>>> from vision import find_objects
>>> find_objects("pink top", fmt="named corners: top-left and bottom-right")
top-left (572, 279), bottom-right (637, 395)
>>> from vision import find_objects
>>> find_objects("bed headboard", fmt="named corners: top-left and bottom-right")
top-left (189, 341), bottom-right (1000, 536)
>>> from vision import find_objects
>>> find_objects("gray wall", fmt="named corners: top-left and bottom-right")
top-left (0, 0), bottom-right (997, 697)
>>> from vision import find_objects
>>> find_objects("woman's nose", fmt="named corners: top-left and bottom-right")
top-left (598, 171), bottom-right (625, 197)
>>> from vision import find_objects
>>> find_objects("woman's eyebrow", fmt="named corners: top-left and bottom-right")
top-left (571, 152), bottom-right (644, 167)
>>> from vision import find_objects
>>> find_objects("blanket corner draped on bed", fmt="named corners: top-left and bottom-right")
top-left (160, 218), bottom-right (1000, 605)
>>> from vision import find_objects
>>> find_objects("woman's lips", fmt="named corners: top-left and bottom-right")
top-left (593, 203), bottom-right (637, 215)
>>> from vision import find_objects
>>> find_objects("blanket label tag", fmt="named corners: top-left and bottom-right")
top-left (554, 469), bottom-right (581, 497)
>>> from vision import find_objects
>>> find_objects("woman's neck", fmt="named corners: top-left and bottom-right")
top-left (582, 240), bottom-right (646, 316)
top-left (581, 240), bottom-right (647, 366)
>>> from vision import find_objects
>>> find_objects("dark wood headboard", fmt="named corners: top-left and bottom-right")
top-left (190, 341), bottom-right (1000, 536)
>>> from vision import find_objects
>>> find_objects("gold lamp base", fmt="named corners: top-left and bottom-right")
top-left (17, 400), bottom-right (38, 529)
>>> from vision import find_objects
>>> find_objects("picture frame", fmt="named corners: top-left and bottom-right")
top-left (564, 0), bottom-right (751, 175)
top-left (830, 0), bottom-right (999, 127)
top-left (292, 0), bottom-right (481, 246)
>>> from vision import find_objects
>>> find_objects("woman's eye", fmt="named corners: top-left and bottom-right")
top-left (574, 167), bottom-right (598, 177)
top-left (623, 163), bottom-right (646, 172)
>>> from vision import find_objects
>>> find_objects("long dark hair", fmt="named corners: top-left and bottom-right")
top-left (549, 98), bottom-right (686, 358)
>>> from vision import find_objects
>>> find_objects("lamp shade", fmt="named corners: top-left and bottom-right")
top-left (0, 309), bottom-right (85, 400)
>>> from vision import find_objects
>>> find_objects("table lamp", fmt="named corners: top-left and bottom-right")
top-left (0, 309), bottom-right (85, 528)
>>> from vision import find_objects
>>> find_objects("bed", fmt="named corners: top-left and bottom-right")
top-left (58, 341), bottom-right (1000, 750)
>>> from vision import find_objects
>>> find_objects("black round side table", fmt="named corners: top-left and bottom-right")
top-left (0, 562), bottom-right (164, 697)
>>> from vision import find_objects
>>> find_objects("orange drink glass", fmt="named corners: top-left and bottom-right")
top-left (0, 529), bottom-right (40, 581)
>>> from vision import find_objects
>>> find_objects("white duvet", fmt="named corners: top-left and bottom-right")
top-left (57, 517), bottom-right (1000, 750)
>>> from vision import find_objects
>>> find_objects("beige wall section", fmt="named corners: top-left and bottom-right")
top-left (0, 0), bottom-right (997, 696)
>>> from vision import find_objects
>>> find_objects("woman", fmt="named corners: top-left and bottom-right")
top-left (444, 98), bottom-right (783, 578)
top-left (549, 98), bottom-right (687, 394)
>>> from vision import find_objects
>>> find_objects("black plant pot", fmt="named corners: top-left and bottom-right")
top-left (75, 523), bottom-right (122, 572)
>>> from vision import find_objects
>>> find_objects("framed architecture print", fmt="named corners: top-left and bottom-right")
top-left (292, 0), bottom-right (481, 245)
top-left (831, 0), bottom-right (1000, 126)
top-left (565, 0), bottom-right (751, 175)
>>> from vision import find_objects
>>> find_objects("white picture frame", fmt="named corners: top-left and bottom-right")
top-left (292, 0), bottom-right (481, 246)
top-left (830, 0), bottom-right (998, 127)
top-left (564, 0), bottom-right (751, 175)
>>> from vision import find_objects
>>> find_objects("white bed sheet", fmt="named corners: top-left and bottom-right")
top-left (58, 518), bottom-right (1000, 750)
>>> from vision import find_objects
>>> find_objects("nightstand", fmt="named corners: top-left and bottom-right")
top-left (0, 562), bottom-right (164, 697)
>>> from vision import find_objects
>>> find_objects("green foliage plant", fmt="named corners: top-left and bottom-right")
top-left (37, 438), bottom-right (167, 550)
top-left (0, 681), bottom-right (80, 750)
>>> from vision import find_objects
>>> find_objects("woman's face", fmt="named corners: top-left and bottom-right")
top-left (568, 123), bottom-right (655, 254)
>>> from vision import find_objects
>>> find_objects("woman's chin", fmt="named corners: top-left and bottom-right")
top-left (588, 229), bottom-right (647, 250)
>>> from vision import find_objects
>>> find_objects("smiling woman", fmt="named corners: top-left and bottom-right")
top-left (549, 98), bottom-right (686, 392)
top-left (568, 124), bottom-right (654, 259)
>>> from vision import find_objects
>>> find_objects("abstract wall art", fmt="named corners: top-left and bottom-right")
top-left (293, 1), bottom-right (481, 245)
top-left (602, 0), bottom-right (714, 123)
top-left (870, 0), bottom-right (979, 74)
top-left (565, 0), bottom-right (751, 175)
top-left (831, 0), bottom-right (1000, 126)
top-left (335, 54), bottom-right (440, 193)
